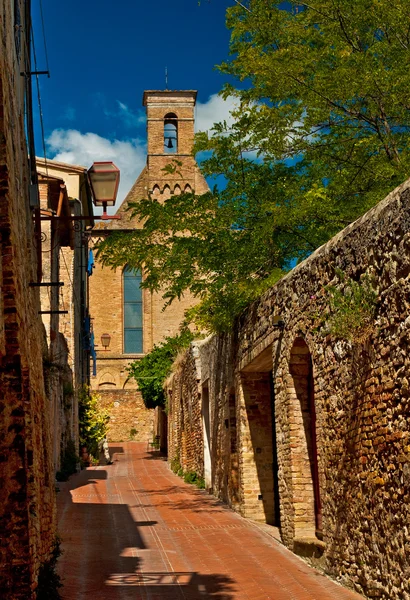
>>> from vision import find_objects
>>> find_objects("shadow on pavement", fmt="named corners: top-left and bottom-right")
top-left (128, 484), bottom-right (228, 513)
top-left (58, 468), bottom-right (236, 599)
top-left (104, 570), bottom-right (236, 598)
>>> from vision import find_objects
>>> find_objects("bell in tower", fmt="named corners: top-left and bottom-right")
top-left (164, 113), bottom-right (178, 153)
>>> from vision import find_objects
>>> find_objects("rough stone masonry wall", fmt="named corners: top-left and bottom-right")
top-left (167, 335), bottom-right (240, 500)
top-left (166, 349), bottom-right (204, 477)
top-left (0, 2), bottom-right (56, 597)
top-left (97, 389), bottom-right (154, 443)
top-left (168, 178), bottom-right (410, 600)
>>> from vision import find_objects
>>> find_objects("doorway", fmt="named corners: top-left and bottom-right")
top-left (289, 338), bottom-right (322, 536)
top-left (202, 383), bottom-right (212, 490)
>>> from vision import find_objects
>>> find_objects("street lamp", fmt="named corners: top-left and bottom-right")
top-left (101, 333), bottom-right (111, 351)
top-left (88, 162), bottom-right (120, 220)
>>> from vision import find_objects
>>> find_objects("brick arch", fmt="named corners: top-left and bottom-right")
top-left (122, 377), bottom-right (135, 390)
top-left (152, 184), bottom-right (160, 198)
top-left (98, 371), bottom-right (117, 388)
top-left (162, 184), bottom-right (171, 201)
top-left (287, 337), bottom-right (322, 538)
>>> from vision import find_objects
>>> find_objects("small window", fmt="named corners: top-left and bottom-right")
top-left (164, 112), bottom-right (178, 153)
top-left (123, 266), bottom-right (143, 354)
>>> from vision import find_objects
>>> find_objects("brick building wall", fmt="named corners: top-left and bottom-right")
top-left (167, 177), bottom-right (410, 599)
top-left (0, 1), bottom-right (56, 596)
top-left (89, 90), bottom-right (208, 442)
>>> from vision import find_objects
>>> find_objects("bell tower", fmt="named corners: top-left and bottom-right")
top-left (143, 90), bottom-right (208, 200)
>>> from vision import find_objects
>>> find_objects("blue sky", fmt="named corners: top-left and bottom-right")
top-left (31, 0), bottom-right (241, 201)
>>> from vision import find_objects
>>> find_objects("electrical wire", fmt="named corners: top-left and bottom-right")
top-left (31, 23), bottom-right (48, 175)
top-left (38, 0), bottom-right (50, 77)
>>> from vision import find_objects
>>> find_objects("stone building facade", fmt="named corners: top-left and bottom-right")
top-left (89, 90), bottom-right (208, 442)
top-left (0, 1), bottom-right (56, 597)
top-left (166, 178), bottom-right (410, 599)
top-left (36, 159), bottom-right (95, 471)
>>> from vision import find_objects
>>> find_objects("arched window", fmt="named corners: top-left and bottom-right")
top-left (164, 112), bottom-right (178, 153)
top-left (123, 266), bottom-right (143, 354)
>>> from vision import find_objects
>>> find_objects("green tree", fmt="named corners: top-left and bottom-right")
top-left (97, 1), bottom-right (410, 332)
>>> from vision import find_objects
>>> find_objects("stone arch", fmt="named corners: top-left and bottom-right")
top-left (152, 184), bottom-right (160, 199)
top-left (287, 337), bottom-right (322, 539)
top-left (173, 184), bottom-right (181, 195)
top-left (98, 371), bottom-right (117, 388)
top-left (162, 184), bottom-right (171, 201)
top-left (122, 377), bottom-right (135, 390)
top-left (184, 184), bottom-right (192, 194)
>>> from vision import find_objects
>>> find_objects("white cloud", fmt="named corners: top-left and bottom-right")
top-left (195, 93), bottom-right (239, 133)
top-left (105, 101), bottom-right (146, 129)
top-left (47, 129), bottom-right (146, 204)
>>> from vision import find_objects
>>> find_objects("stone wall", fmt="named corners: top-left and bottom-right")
top-left (97, 389), bottom-right (154, 443)
top-left (0, 1), bottom-right (56, 596)
top-left (167, 178), bottom-right (410, 599)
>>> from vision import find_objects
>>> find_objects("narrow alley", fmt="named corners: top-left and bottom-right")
top-left (57, 443), bottom-right (362, 600)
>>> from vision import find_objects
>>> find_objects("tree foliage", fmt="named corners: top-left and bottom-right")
top-left (79, 386), bottom-right (110, 459)
top-left (97, 0), bottom-right (410, 332)
top-left (127, 328), bottom-right (195, 409)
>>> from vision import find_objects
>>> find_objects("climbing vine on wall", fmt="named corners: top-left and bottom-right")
top-left (127, 328), bottom-right (195, 409)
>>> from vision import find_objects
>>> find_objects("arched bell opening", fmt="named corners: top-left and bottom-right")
top-left (164, 112), bottom-right (178, 153)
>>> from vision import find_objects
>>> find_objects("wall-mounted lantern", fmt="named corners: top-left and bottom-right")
top-left (88, 162), bottom-right (120, 219)
top-left (101, 333), bottom-right (111, 350)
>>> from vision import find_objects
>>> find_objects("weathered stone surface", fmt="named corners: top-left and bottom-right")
top-left (97, 389), bottom-right (154, 443)
top-left (0, 3), bottom-right (56, 596)
top-left (167, 178), bottom-right (410, 599)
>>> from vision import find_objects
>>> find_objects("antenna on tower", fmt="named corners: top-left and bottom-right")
top-left (165, 67), bottom-right (168, 90)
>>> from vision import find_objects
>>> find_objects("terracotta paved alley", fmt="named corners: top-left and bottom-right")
top-left (57, 443), bottom-right (362, 600)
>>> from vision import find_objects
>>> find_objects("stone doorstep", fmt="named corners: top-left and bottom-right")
top-left (248, 520), bottom-right (325, 560)
top-left (293, 536), bottom-right (326, 559)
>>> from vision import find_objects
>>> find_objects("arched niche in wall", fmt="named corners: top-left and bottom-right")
top-left (152, 184), bottom-right (160, 199)
top-left (287, 337), bottom-right (322, 538)
top-left (98, 371), bottom-right (117, 389)
top-left (173, 184), bottom-right (181, 195)
top-left (184, 184), bottom-right (192, 194)
top-left (162, 184), bottom-right (171, 201)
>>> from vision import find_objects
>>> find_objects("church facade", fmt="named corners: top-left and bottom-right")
top-left (89, 90), bottom-right (208, 442)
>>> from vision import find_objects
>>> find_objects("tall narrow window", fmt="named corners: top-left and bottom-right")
top-left (164, 113), bottom-right (178, 153)
top-left (123, 267), bottom-right (143, 354)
